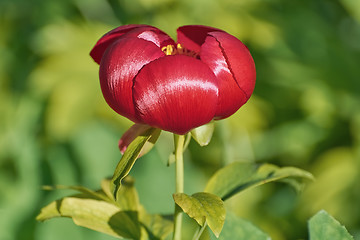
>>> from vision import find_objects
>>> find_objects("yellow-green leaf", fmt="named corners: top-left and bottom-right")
top-left (173, 192), bottom-right (225, 237)
top-left (118, 124), bottom-right (161, 158)
top-left (37, 197), bottom-right (141, 239)
top-left (111, 128), bottom-right (158, 200)
top-left (37, 178), bottom-right (172, 240)
top-left (42, 185), bottom-right (111, 202)
top-left (141, 128), bottom-right (161, 157)
top-left (113, 176), bottom-right (140, 210)
top-left (139, 206), bottom-right (173, 240)
top-left (208, 212), bottom-right (271, 240)
top-left (309, 210), bottom-right (354, 240)
top-left (205, 162), bottom-right (314, 201)
top-left (191, 122), bottom-right (214, 146)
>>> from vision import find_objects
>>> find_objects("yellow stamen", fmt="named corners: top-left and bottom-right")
top-left (161, 45), bottom-right (176, 55)
top-left (176, 43), bottom-right (184, 54)
top-left (161, 44), bottom-right (198, 58)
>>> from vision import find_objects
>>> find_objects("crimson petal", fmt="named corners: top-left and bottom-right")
top-left (99, 38), bottom-right (165, 122)
top-left (133, 55), bottom-right (219, 135)
top-left (90, 24), bottom-right (148, 64)
top-left (209, 31), bottom-right (256, 98)
top-left (90, 24), bottom-right (173, 64)
top-left (200, 32), bottom-right (256, 119)
top-left (177, 25), bottom-right (223, 53)
top-left (122, 27), bottom-right (175, 49)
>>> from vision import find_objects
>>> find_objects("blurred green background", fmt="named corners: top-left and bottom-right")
top-left (1, 0), bottom-right (360, 239)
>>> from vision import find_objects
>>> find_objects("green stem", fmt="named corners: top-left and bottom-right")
top-left (192, 223), bottom-right (207, 240)
top-left (173, 134), bottom-right (185, 240)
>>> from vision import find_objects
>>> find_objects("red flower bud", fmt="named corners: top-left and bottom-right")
top-left (91, 25), bottom-right (256, 135)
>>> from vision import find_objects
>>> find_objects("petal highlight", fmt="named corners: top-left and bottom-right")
top-left (208, 31), bottom-right (256, 101)
top-left (90, 24), bottom-right (148, 64)
top-left (201, 33), bottom-right (256, 118)
top-left (99, 38), bottom-right (165, 122)
top-left (177, 25), bottom-right (223, 53)
top-left (90, 24), bottom-right (173, 64)
top-left (133, 55), bottom-right (219, 135)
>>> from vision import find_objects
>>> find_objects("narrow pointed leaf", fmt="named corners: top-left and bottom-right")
top-left (205, 162), bottom-right (314, 201)
top-left (141, 128), bottom-right (161, 157)
top-left (208, 212), bottom-right (271, 240)
top-left (42, 185), bottom-right (111, 202)
top-left (119, 124), bottom-right (161, 158)
top-left (114, 176), bottom-right (140, 210)
top-left (37, 197), bottom-right (141, 239)
top-left (100, 176), bottom-right (141, 210)
top-left (119, 124), bottom-right (153, 153)
top-left (173, 192), bottom-right (225, 237)
top-left (101, 178), bottom-right (115, 201)
top-left (191, 122), bottom-right (214, 146)
top-left (111, 128), bottom-right (157, 200)
top-left (309, 210), bottom-right (354, 240)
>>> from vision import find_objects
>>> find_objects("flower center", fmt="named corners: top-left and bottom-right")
top-left (161, 43), bottom-right (198, 58)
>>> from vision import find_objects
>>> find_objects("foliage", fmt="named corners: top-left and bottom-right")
top-left (37, 157), bottom-right (314, 239)
top-left (309, 210), bottom-right (354, 240)
top-left (36, 156), bottom-right (353, 239)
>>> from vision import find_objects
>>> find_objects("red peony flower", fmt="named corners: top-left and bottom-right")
top-left (90, 25), bottom-right (256, 135)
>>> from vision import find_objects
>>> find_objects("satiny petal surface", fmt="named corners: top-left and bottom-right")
top-left (133, 55), bottom-right (219, 135)
top-left (99, 38), bottom-right (165, 122)
top-left (90, 24), bottom-right (149, 64)
top-left (200, 33), bottom-right (256, 118)
top-left (122, 27), bottom-right (175, 49)
top-left (177, 25), bottom-right (223, 53)
top-left (208, 31), bottom-right (256, 100)
top-left (90, 25), bottom-right (173, 64)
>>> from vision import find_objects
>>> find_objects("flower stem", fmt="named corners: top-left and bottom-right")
top-left (192, 223), bottom-right (207, 240)
top-left (173, 134), bottom-right (185, 240)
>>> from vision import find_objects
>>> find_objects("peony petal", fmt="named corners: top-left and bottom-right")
top-left (123, 27), bottom-right (175, 49)
top-left (209, 31), bottom-right (256, 98)
top-left (133, 55), bottom-right (219, 135)
top-left (90, 25), bottom-right (174, 64)
top-left (90, 24), bottom-right (148, 64)
top-left (200, 33), bottom-right (256, 119)
top-left (177, 25), bottom-right (223, 53)
top-left (99, 38), bottom-right (165, 122)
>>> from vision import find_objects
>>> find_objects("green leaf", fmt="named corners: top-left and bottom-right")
top-left (208, 212), bottom-right (271, 240)
top-left (141, 128), bottom-right (161, 157)
top-left (118, 124), bottom-right (152, 153)
top-left (205, 161), bottom-right (314, 201)
top-left (101, 178), bottom-right (115, 201)
top-left (37, 196), bottom-right (141, 239)
top-left (191, 122), bottom-right (215, 146)
top-left (113, 176), bottom-right (140, 210)
top-left (139, 207), bottom-right (173, 240)
top-left (37, 178), bottom-right (171, 240)
top-left (173, 192), bottom-right (225, 237)
top-left (111, 128), bottom-right (158, 200)
top-left (119, 124), bottom-right (161, 159)
top-left (309, 210), bottom-right (354, 240)
top-left (42, 185), bottom-right (111, 202)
